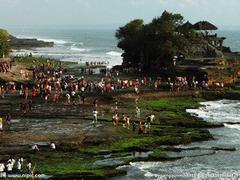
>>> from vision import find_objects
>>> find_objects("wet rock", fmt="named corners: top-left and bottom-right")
top-left (132, 151), bottom-right (153, 158)
top-left (166, 149), bottom-right (216, 158)
top-left (93, 158), bottom-right (125, 167)
top-left (49, 174), bottom-right (102, 180)
top-left (82, 137), bottom-right (107, 146)
top-left (9, 35), bottom-right (54, 49)
top-left (211, 146), bottom-right (236, 151)
top-left (97, 150), bottom-right (112, 155)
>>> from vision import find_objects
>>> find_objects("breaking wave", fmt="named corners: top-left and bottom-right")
top-left (106, 51), bottom-right (122, 57)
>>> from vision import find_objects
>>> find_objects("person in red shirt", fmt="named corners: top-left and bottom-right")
top-left (138, 121), bottom-right (143, 134)
top-left (24, 87), bottom-right (29, 99)
top-left (32, 88), bottom-right (37, 97)
top-left (115, 113), bottom-right (119, 126)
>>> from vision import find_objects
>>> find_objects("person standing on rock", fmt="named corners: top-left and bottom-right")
top-left (0, 86), bottom-right (3, 98)
top-left (136, 107), bottom-right (141, 121)
top-left (0, 117), bottom-right (3, 131)
top-left (17, 159), bottom-right (22, 174)
top-left (138, 121), bottom-right (143, 134)
top-left (26, 161), bottom-right (32, 174)
top-left (0, 86), bottom-right (5, 98)
top-left (93, 109), bottom-right (98, 125)
top-left (6, 162), bottom-right (13, 177)
top-left (24, 87), bottom-right (29, 100)
top-left (5, 113), bottom-right (12, 130)
top-left (115, 113), bottom-right (119, 126)
top-left (50, 142), bottom-right (56, 150)
top-left (0, 163), bottom-right (5, 178)
top-left (132, 119), bottom-right (136, 133)
top-left (126, 116), bottom-right (131, 129)
top-left (146, 114), bottom-right (155, 132)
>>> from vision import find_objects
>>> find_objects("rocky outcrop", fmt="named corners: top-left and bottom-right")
top-left (185, 40), bottom-right (224, 58)
top-left (9, 35), bottom-right (54, 49)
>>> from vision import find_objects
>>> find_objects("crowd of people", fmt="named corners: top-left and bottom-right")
top-left (0, 141), bottom-right (56, 178)
top-left (0, 57), bottom-right (231, 178)
top-left (85, 61), bottom-right (109, 66)
top-left (0, 60), bottom-right (226, 107)
top-left (0, 62), bottom-right (227, 122)
top-left (110, 104), bottom-right (155, 134)
top-left (0, 157), bottom-right (32, 178)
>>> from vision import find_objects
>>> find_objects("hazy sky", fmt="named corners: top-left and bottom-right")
top-left (0, 0), bottom-right (239, 29)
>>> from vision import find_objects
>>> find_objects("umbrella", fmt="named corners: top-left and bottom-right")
top-left (192, 21), bottom-right (218, 31)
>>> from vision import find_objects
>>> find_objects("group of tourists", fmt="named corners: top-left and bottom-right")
top-left (0, 59), bottom-right (224, 108)
top-left (31, 142), bottom-right (56, 152)
top-left (85, 61), bottom-right (108, 66)
top-left (0, 61), bottom-right (11, 73)
top-left (110, 102), bottom-right (155, 134)
top-left (0, 157), bottom-right (32, 178)
top-left (21, 63), bottom-right (144, 104)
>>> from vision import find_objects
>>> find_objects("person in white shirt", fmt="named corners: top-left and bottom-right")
top-left (6, 162), bottom-right (13, 175)
top-left (50, 143), bottom-right (56, 150)
top-left (0, 163), bottom-right (5, 178)
top-left (8, 158), bottom-right (15, 167)
top-left (92, 109), bottom-right (98, 125)
top-left (17, 159), bottom-right (21, 173)
top-left (66, 93), bottom-right (71, 104)
top-left (0, 117), bottom-right (3, 131)
top-left (32, 144), bottom-right (39, 151)
top-left (20, 158), bottom-right (24, 164)
top-left (27, 162), bottom-right (32, 174)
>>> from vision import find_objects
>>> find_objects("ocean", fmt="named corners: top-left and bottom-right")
top-left (7, 28), bottom-right (240, 67)
top-left (116, 100), bottom-right (240, 180)
top-left (8, 28), bottom-right (123, 66)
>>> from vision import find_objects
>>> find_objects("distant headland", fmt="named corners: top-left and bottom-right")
top-left (8, 35), bottom-right (54, 49)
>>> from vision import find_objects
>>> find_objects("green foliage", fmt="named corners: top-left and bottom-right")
top-left (116, 19), bottom-right (144, 67)
top-left (14, 56), bottom-right (77, 69)
top-left (32, 153), bottom-right (124, 177)
top-left (140, 97), bottom-right (203, 110)
top-left (149, 148), bottom-right (167, 159)
top-left (0, 29), bottom-right (10, 58)
top-left (116, 11), bottom-right (186, 72)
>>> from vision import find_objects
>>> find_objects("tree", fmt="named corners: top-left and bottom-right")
top-left (0, 29), bottom-right (10, 58)
top-left (116, 11), bottom-right (185, 73)
top-left (116, 19), bottom-right (144, 67)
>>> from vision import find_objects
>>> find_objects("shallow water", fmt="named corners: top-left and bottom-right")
top-left (115, 99), bottom-right (240, 180)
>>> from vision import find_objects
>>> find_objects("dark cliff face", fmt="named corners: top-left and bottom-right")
top-left (183, 40), bottom-right (224, 59)
top-left (9, 35), bottom-right (54, 49)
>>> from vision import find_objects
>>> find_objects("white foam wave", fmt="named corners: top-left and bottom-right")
top-left (106, 51), bottom-right (122, 57)
top-left (130, 162), bottom-right (166, 179)
top-left (224, 124), bottom-right (240, 130)
top-left (187, 100), bottom-right (240, 123)
top-left (70, 47), bottom-right (91, 52)
top-left (38, 38), bottom-right (68, 44)
top-left (144, 171), bottom-right (160, 178)
top-left (73, 42), bottom-right (84, 46)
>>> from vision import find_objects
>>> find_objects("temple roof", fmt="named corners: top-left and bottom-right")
top-left (192, 21), bottom-right (218, 31)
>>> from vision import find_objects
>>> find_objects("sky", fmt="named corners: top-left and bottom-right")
top-left (0, 0), bottom-right (239, 29)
